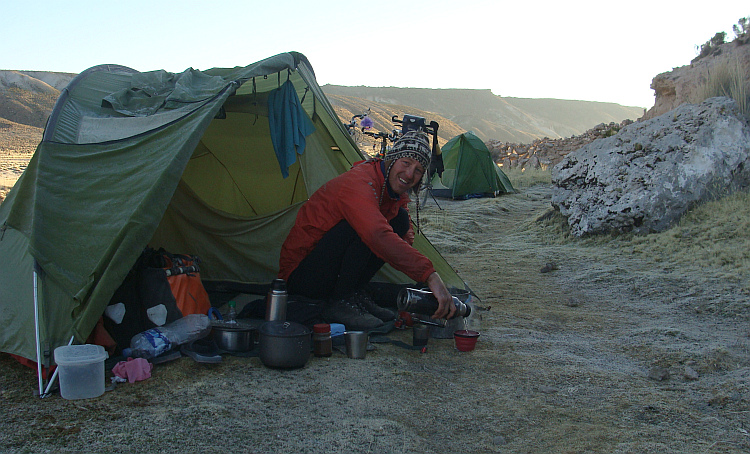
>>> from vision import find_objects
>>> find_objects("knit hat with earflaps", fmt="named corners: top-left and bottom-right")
top-left (386, 130), bottom-right (432, 171)
top-left (382, 130), bottom-right (432, 235)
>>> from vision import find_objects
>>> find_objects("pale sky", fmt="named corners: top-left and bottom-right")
top-left (3, 1), bottom-right (748, 108)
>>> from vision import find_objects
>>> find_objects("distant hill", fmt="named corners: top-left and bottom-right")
top-left (322, 85), bottom-right (645, 143)
top-left (0, 70), bottom-right (645, 150)
top-left (0, 71), bottom-right (76, 130)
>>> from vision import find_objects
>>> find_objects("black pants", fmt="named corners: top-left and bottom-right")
top-left (287, 208), bottom-right (410, 301)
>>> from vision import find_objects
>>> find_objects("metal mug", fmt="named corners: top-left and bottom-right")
top-left (344, 331), bottom-right (368, 359)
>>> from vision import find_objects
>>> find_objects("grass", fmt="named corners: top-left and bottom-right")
top-left (690, 58), bottom-right (749, 118)
top-left (534, 188), bottom-right (750, 288)
top-left (628, 190), bottom-right (750, 279)
top-left (502, 166), bottom-right (552, 189)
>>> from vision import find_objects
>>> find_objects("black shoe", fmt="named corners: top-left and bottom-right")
top-left (351, 291), bottom-right (397, 322)
top-left (323, 298), bottom-right (384, 331)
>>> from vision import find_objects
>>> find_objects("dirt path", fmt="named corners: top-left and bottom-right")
top-left (1, 185), bottom-right (749, 453)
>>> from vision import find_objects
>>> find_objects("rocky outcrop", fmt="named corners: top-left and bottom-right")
top-left (486, 120), bottom-right (634, 170)
top-left (643, 40), bottom-right (750, 120)
top-left (550, 97), bottom-right (750, 236)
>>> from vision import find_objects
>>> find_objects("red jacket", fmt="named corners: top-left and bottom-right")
top-left (278, 159), bottom-right (435, 283)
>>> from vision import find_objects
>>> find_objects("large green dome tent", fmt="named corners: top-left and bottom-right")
top-left (0, 52), bottom-right (472, 395)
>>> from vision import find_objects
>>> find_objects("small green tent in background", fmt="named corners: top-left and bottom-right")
top-left (0, 52), bottom-right (472, 394)
top-left (428, 131), bottom-right (514, 199)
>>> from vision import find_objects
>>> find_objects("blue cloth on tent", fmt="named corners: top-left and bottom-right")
top-left (267, 80), bottom-right (316, 178)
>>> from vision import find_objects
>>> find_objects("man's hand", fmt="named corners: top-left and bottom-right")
top-left (426, 272), bottom-right (455, 319)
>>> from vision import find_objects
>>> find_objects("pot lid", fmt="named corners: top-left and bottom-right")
top-left (211, 320), bottom-right (255, 331)
top-left (260, 320), bottom-right (311, 337)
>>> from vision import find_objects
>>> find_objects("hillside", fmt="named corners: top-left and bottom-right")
top-left (325, 94), bottom-right (466, 153)
top-left (0, 71), bottom-right (75, 129)
top-left (322, 85), bottom-right (645, 143)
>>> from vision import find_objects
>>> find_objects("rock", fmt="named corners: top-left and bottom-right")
top-left (486, 120), bottom-right (632, 171)
top-left (648, 366), bottom-right (670, 381)
top-left (550, 97), bottom-right (750, 236)
top-left (684, 366), bottom-right (700, 381)
top-left (643, 38), bottom-right (750, 121)
top-left (540, 262), bottom-right (559, 273)
top-left (493, 435), bottom-right (508, 446)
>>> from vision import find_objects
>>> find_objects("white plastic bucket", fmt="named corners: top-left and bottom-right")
top-left (54, 344), bottom-right (108, 400)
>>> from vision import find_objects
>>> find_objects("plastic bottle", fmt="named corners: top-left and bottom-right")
top-left (125, 314), bottom-right (211, 359)
top-left (225, 301), bottom-right (238, 324)
top-left (312, 323), bottom-right (332, 357)
top-left (265, 279), bottom-right (288, 321)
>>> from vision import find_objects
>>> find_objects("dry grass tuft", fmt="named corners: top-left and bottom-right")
top-left (690, 58), bottom-right (749, 118)
top-left (503, 166), bottom-right (552, 189)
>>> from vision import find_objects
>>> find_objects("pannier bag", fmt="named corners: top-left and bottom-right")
top-left (103, 247), bottom-right (211, 353)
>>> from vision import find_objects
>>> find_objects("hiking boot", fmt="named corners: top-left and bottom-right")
top-left (322, 298), bottom-right (384, 332)
top-left (351, 291), bottom-right (397, 322)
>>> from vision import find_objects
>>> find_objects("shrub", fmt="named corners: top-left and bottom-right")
top-left (694, 17), bottom-right (750, 63)
top-left (732, 16), bottom-right (749, 42)
top-left (694, 32), bottom-right (727, 62)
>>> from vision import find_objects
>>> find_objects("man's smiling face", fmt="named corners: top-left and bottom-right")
top-left (388, 157), bottom-right (425, 195)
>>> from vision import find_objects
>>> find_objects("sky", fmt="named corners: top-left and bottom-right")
top-left (3, 1), bottom-right (748, 108)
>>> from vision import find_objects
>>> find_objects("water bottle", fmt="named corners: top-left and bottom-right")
top-left (396, 288), bottom-right (472, 318)
top-left (266, 279), bottom-right (288, 321)
top-left (125, 314), bottom-right (211, 359)
top-left (225, 301), bottom-right (238, 324)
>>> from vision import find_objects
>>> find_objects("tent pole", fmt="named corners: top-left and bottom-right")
top-left (34, 266), bottom-right (72, 398)
top-left (41, 336), bottom-right (73, 398)
top-left (33, 269), bottom-right (43, 397)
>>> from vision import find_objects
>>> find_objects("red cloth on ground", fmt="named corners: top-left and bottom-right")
top-left (112, 357), bottom-right (153, 383)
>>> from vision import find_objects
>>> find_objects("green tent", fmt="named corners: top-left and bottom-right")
top-left (429, 131), bottom-right (514, 199)
top-left (0, 52), bottom-right (470, 393)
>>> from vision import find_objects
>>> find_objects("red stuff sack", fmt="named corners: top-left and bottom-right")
top-left (138, 248), bottom-right (211, 318)
top-left (162, 261), bottom-right (211, 317)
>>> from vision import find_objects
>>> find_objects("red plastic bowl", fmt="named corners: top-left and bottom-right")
top-left (454, 330), bottom-right (480, 352)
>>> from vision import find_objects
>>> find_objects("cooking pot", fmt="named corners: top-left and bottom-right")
top-left (211, 321), bottom-right (257, 352)
top-left (259, 321), bottom-right (312, 369)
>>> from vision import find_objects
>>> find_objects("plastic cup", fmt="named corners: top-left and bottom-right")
top-left (454, 330), bottom-right (480, 352)
top-left (412, 324), bottom-right (429, 346)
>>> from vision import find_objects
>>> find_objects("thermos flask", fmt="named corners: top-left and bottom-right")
top-left (396, 288), bottom-right (471, 318)
top-left (266, 279), bottom-right (288, 321)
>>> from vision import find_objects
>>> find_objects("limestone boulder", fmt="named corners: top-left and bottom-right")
top-left (551, 97), bottom-right (750, 236)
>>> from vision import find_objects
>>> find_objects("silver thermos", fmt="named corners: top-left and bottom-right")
top-left (265, 279), bottom-right (288, 321)
top-left (396, 287), bottom-right (471, 318)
